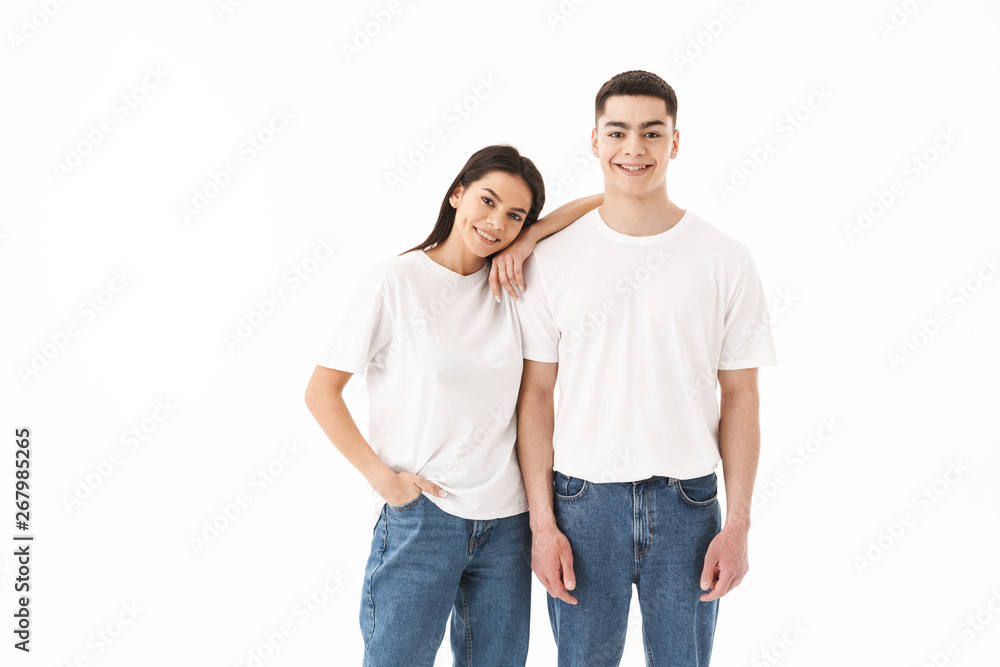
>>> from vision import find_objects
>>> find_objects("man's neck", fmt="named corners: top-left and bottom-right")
top-left (597, 187), bottom-right (686, 237)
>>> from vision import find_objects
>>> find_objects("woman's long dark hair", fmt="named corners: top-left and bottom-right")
top-left (400, 144), bottom-right (545, 257)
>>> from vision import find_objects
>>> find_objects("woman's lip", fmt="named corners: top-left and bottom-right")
top-left (474, 226), bottom-right (499, 243)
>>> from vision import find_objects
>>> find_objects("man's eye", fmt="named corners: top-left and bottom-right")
top-left (609, 132), bottom-right (623, 138)
top-left (646, 132), bottom-right (661, 138)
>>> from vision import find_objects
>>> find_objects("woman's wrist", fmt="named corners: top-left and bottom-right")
top-left (523, 222), bottom-right (542, 244)
top-left (366, 464), bottom-right (397, 497)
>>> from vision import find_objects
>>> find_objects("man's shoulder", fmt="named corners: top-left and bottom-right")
top-left (685, 211), bottom-right (755, 263)
top-left (533, 208), bottom-right (599, 258)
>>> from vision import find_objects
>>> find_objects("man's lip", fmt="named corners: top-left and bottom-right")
top-left (615, 163), bottom-right (653, 175)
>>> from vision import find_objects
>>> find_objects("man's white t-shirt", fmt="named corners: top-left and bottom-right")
top-left (317, 250), bottom-right (528, 527)
top-left (515, 208), bottom-right (777, 483)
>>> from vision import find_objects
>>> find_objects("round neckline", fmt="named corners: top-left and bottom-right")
top-left (417, 249), bottom-right (490, 284)
top-left (591, 207), bottom-right (694, 245)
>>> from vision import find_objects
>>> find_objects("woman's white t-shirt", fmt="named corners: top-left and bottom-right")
top-left (318, 249), bottom-right (528, 527)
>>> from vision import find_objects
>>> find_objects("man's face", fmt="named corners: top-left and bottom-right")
top-left (591, 95), bottom-right (679, 197)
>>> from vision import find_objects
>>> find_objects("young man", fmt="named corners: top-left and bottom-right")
top-left (515, 70), bottom-right (777, 666)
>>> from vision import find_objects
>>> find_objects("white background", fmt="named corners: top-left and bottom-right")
top-left (2, 0), bottom-right (999, 665)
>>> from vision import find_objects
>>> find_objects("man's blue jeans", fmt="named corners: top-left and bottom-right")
top-left (359, 493), bottom-right (531, 666)
top-left (550, 471), bottom-right (722, 666)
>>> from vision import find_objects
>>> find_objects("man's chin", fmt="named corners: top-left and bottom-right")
top-left (603, 175), bottom-right (667, 196)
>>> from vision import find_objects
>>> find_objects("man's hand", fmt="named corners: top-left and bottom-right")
top-left (377, 471), bottom-right (446, 506)
top-left (489, 230), bottom-right (537, 302)
top-left (699, 524), bottom-right (749, 601)
top-left (532, 525), bottom-right (578, 604)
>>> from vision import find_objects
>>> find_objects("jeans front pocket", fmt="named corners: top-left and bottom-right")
top-left (553, 471), bottom-right (589, 501)
top-left (386, 492), bottom-right (425, 511)
top-left (674, 472), bottom-right (718, 508)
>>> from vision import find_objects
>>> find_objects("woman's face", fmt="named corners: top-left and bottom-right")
top-left (449, 171), bottom-right (533, 257)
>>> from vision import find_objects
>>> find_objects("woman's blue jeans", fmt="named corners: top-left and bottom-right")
top-left (360, 494), bottom-right (531, 666)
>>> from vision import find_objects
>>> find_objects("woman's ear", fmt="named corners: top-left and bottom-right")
top-left (449, 184), bottom-right (464, 208)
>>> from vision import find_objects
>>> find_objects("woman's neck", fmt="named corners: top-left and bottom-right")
top-left (423, 236), bottom-right (487, 276)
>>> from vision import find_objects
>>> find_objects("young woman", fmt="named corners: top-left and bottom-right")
top-left (304, 144), bottom-right (600, 666)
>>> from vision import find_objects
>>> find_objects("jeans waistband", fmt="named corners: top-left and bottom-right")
top-left (630, 475), bottom-right (677, 487)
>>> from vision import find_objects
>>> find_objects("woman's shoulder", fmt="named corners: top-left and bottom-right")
top-left (357, 251), bottom-right (421, 287)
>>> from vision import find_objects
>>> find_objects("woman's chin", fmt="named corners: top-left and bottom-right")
top-left (467, 240), bottom-right (508, 258)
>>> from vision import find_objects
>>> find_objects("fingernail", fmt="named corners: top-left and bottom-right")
top-left (520, 285), bottom-right (526, 291)
top-left (701, 581), bottom-right (708, 590)
top-left (438, 490), bottom-right (448, 497)
top-left (495, 295), bottom-right (500, 303)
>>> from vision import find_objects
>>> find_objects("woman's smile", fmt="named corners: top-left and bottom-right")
top-left (474, 226), bottom-right (500, 244)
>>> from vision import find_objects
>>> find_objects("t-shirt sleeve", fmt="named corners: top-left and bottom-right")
top-left (514, 254), bottom-right (559, 363)
top-left (316, 266), bottom-right (394, 375)
top-left (718, 254), bottom-right (778, 370)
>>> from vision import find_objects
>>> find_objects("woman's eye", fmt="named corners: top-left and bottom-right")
top-left (509, 213), bottom-right (523, 222)
top-left (481, 197), bottom-right (494, 206)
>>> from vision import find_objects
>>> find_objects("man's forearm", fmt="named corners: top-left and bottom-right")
top-left (718, 387), bottom-right (761, 530)
top-left (516, 387), bottom-right (557, 531)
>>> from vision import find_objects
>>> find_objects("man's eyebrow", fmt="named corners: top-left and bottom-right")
top-left (483, 188), bottom-right (527, 214)
top-left (604, 120), bottom-right (667, 130)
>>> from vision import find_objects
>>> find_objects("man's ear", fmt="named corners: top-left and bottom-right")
top-left (591, 127), bottom-right (599, 157)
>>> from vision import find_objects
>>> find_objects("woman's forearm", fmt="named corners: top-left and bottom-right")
top-left (306, 386), bottom-right (395, 494)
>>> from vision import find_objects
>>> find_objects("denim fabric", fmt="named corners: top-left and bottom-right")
top-left (549, 471), bottom-right (722, 666)
top-left (360, 494), bottom-right (531, 666)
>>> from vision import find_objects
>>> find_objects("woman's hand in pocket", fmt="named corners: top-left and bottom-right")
top-left (379, 471), bottom-right (447, 506)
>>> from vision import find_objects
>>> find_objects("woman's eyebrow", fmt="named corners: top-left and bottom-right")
top-left (482, 188), bottom-right (527, 214)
